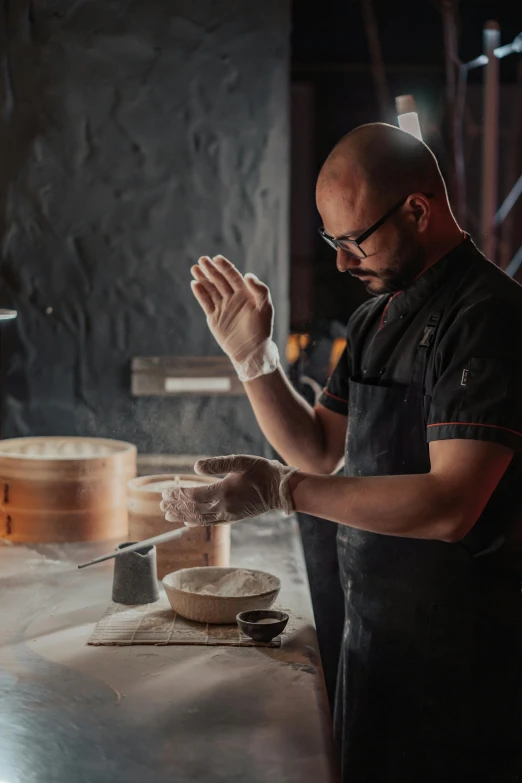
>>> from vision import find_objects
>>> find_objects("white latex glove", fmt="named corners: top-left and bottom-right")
top-left (190, 255), bottom-right (280, 382)
top-left (159, 455), bottom-right (299, 527)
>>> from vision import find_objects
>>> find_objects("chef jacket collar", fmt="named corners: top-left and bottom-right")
top-left (382, 232), bottom-right (474, 319)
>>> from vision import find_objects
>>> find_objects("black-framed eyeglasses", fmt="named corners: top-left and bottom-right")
top-left (318, 193), bottom-right (434, 260)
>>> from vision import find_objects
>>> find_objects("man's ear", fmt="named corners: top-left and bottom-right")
top-left (406, 193), bottom-right (431, 233)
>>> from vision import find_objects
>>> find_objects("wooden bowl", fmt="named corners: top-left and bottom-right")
top-left (162, 566), bottom-right (280, 624)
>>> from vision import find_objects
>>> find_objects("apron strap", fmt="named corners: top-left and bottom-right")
top-left (406, 312), bottom-right (441, 396)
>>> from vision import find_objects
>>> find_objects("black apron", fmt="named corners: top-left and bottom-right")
top-left (335, 313), bottom-right (522, 782)
top-left (297, 512), bottom-right (344, 713)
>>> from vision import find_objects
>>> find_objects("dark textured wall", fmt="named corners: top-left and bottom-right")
top-left (0, 0), bottom-right (290, 457)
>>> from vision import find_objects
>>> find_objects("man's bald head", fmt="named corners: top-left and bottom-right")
top-left (316, 123), bottom-right (462, 295)
top-left (317, 123), bottom-right (447, 206)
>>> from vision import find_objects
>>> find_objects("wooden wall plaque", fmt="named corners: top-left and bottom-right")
top-left (131, 356), bottom-right (246, 397)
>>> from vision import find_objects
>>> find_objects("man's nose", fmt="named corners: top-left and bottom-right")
top-left (336, 248), bottom-right (359, 273)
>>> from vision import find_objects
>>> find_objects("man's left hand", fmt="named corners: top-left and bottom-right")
top-left (160, 455), bottom-right (298, 527)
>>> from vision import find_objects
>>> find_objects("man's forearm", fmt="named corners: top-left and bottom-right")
top-left (243, 367), bottom-right (331, 473)
top-left (288, 471), bottom-right (465, 542)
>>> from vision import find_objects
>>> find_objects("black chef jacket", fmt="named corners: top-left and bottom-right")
top-left (319, 236), bottom-right (522, 565)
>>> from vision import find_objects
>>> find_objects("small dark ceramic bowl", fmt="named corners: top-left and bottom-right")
top-left (236, 610), bottom-right (289, 643)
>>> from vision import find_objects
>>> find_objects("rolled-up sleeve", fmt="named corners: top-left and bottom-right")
top-left (427, 299), bottom-right (522, 451)
top-left (318, 345), bottom-right (350, 416)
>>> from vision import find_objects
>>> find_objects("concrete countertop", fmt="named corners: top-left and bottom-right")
top-left (0, 514), bottom-right (338, 783)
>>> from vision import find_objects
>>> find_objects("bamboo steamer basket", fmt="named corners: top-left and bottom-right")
top-left (0, 437), bottom-right (137, 542)
top-left (127, 474), bottom-right (231, 578)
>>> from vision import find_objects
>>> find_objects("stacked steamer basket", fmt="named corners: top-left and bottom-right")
top-left (0, 437), bottom-right (137, 542)
top-left (127, 474), bottom-right (231, 578)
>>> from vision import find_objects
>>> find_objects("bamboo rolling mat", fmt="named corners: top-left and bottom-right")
top-left (88, 594), bottom-right (290, 648)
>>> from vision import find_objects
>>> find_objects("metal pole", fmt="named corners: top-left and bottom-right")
top-left (498, 58), bottom-right (522, 270)
top-left (360, 0), bottom-right (391, 120)
top-left (505, 244), bottom-right (522, 278)
top-left (454, 63), bottom-right (468, 227)
top-left (481, 21), bottom-right (500, 262)
top-left (441, 1), bottom-right (458, 212)
top-left (441, 0), bottom-right (467, 226)
top-left (494, 173), bottom-right (522, 226)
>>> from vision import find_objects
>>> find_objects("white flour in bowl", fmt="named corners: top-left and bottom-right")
top-left (179, 569), bottom-right (274, 598)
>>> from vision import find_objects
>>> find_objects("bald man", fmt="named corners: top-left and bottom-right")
top-left (162, 124), bottom-right (522, 782)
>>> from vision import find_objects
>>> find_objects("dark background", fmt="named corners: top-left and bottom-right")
top-left (290, 0), bottom-right (522, 330)
top-left (0, 0), bottom-right (521, 451)
top-left (0, 0), bottom-right (290, 455)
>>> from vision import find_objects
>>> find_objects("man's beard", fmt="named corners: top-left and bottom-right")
top-left (349, 231), bottom-right (426, 296)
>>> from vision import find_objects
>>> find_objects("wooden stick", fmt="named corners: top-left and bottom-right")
top-left (78, 527), bottom-right (187, 569)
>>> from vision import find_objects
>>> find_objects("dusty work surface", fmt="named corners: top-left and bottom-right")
top-left (0, 514), bottom-right (338, 783)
